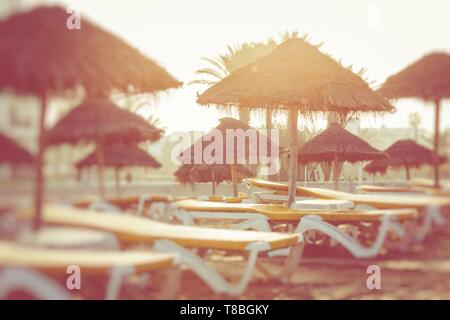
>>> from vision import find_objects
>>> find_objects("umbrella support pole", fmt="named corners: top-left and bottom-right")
top-left (333, 156), bottom-right (340, 191)
top-left (211, 169), bottom-right (216, 196)
top-left (433, 99), bottom-right (441, 188)
top-left (33, 94), bottom-right (47, 231)
top-left (231, 164), bottom-right (238, 197)
top-left (265, 109), bottom-right (273, 181)
top-left (96, 140), bottom-right (106, 199)
top-left (115, 168), bottom-right (120, 195)
top-left (287, 109), bottom-right (298, 208)
top-left (405, 165), bottom-right (410, 181)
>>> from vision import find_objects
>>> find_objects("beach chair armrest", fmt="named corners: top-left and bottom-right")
top-left (0, 268), bottom-right (72, 300)
top-left (295, 214), bottom-right (405, 259)
top-left (153, 239), bottom-right (269, 296)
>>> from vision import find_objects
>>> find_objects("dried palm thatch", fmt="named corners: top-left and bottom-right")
top-left (179, 117), bottom-right (278, 196)
top-left (75, 144), bottom-right (161, 169)
top-left (47, 98), bottom-right (163, 199)
top-left (0, 6), bottom-right (182, 96)
top-left (297, 123), bottom-right (387, 164)
top-left (47, 98), bottom-right (162, 198)
top-left (0, 6), bottom-right (180, 229)
top-left (383, 139), bottom-right (446, 167)
top-left (364, 139), bottom-right (447, 180)
top-left (0, 133), bottom-right (33, 165)
top-left (197, 38), bottom-right (394, 204)
top-left (47, 98), bottom-right (163, 145)
top-left (364, 160), bottom-right (389, 175)
top-left (378, 53), bottom-right (450, 100)
top-left (174, 163), bottom-right (254, 195)
top-left (378, 52), bottom-right (450, 187)
top-left (175, 164), bottom-right (254, 184)
top-left (76, 144), bottom-right (160, 195)
top-left (298, 123), bottom-right (386, 190)
top-left (197, 38), bottom-right (393, 114)
top-left (180, 117), bottom-right (278, 164)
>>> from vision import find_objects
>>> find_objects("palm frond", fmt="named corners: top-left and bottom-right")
top-left (200, 57), bottom-right (229, 76)
top-left (194, 68), bottom-right (227, 80)
top-left (188, 79), bottom-right (218, 86)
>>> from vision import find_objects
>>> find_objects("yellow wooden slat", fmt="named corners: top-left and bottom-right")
top-left (0, 241), bottom-right (174, 275)
top-left (34, 205), bottom-right (300, 251)
top-left (174, 199), bottom-right (418, 222)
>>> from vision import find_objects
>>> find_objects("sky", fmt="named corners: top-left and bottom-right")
top-left (24, 0), bottom-right (450, 133)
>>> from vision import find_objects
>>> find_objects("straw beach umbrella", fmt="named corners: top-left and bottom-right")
top-left (363, 159), bottom-right (389, 176)
top-left (297, 123), bottom-right (387, 190)
top-left (76, 144), bottom-right (161, 194)
top-left (379, 52), bottom-right (450, 187)
top-left (179, 117), bottom-right (277, 196)
top-left (0, 133), bottom-right (33, 165)
top-left (364, 139), bottom-right (447, 180)
top-left (47, 97), bottom-right (163, 197)
top-left (197, 38), bottom-right (394, 206)
top-left (174, 163), bottom-right (254, 195)
top-left (0, 6), bottom-right (181, 229)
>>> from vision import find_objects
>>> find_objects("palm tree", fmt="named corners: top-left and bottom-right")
top-left (191, 32), bottom-right (300, 124)
top-left (409, 112), bottom-right (422, 142)
top-left (191, 41), bottom-right (277, 123)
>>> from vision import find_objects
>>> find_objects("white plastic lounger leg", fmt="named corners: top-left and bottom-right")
top-left (295, 215), bottom-right (405, 258)
top-left (158, 265), bottom-right (183, 300)
top-left (235, 217), bottom-right (272, 232)
top-left (153, 239), bottom-right (269, 296)
top-left (414, 205), bottom-right (446, 243)
top-left (148, 202), bottom-right (170, 221)
top-left (88, 201), bottom-right (121, 213)
top-left (172, 210), bottom-right (195, 226)
top-left (137, 195), bottom-right (150, 216)
top-left (105, 265), bottom-right (135, 300)
top-left (279, 236), bottom-right (304, 283)
top-left (0, 268), bottom-right (71, 300)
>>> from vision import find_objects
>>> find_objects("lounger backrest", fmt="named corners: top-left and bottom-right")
top-left (0, 241), bottom-right (174, 274)
top-left (174, 199), bottom-right (418, 222)
top-left (39, 206), bottom-right (299, 251)
top-left (245, 179), bottom-right (450, 209)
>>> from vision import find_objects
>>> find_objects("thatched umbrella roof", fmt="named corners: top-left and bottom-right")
top-left (0, 133), bottom-right (33, 165)
top-left (0, 6), bottom-right (181, 96)
top-left (47, 98), bottom-right (163, 145)
top-left (75, 144), bottom-right (161, 169)
top-left (47, 98), bottom-right (163, 199)
top-left (179, 117), bottom-right (278, 164)
top-left (174, 164), bottom-right (254, 185)
top-left (364, 139), bottom-right (447, 179)
top-left (297, 123), bottom-right (387, 164)
top-left (197, 38), bottom-right (394, 114)
top-left (378, 53), bottom-right (450, 100)
top-left (197, 38), bottom-right (394, 204)
top-left (364, 159), bottom-right (389, 175)
top-left (179, 117), bottom-right (275, 196)
top-left (378, 52), bottom-right (450, 187)
top-left (382, 139), bottom-right (446, 167)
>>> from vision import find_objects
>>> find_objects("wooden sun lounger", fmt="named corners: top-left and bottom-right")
top-left (0, 241), bottom-right (176, 299)
top-left (244, 178), bottom-right (450, 210)
top-left (357, 184), bottom-right (450, 197)
top-left (411, 178), bottom-right (450, 190)
top-left (171, 199), bottom-right (419, 259)
top-left (31, 205), bottom-right (303, 296)
top-left (74, 194), bottom-right (175, 210)
top-left (357, 185), bottom-right (424, 194)
top-left (173, 199), bottom-right (417, 222)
